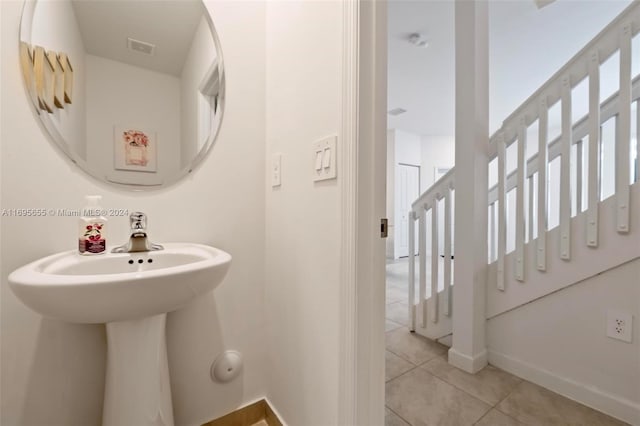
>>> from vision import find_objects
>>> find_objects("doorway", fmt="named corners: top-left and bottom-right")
top-left (396, 163), bottom-right (420, 258)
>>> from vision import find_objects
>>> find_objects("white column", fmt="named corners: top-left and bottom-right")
top-left (450, 0), bottom-right (489, 374)
top-left (103, 314), bottom-right (174, 426)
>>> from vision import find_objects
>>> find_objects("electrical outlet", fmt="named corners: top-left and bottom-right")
top-left (271, 153), bottom-right (282, 187)
top-left (606, 310), bottom-right (633, 343)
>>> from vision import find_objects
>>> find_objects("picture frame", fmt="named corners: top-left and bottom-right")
top-left (114, 126), bottom-right (158, 173)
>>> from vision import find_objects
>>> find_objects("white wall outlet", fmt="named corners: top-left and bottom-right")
top-left (313, 136), bottom-right (337, 182)
top-left (606, 310), bottom-right (633, 343)
top-left (271, 153), bottom-right (282, 187)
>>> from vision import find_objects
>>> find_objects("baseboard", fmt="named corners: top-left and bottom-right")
top-left (447, 348), bottom-right (488, 374)
top-left (436, 334), bottom-right (452, 347)
top-left (202, 398), bottom-right (284, 426)
top-left (488, 350), bottom-right (640, 426)
top-left (264, 397), bottom-right (287, 426)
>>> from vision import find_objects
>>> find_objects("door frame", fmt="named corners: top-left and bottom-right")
top-left (338, 0), bottom-right (387, 425)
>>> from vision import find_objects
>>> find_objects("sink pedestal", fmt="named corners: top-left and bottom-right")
top-left (104, 313), bottom-right (174, 426)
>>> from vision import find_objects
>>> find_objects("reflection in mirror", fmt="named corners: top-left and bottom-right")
top-left (19, 0), bottom-right (224, 188)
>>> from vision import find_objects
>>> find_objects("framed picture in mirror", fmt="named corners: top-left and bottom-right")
top-left (114, 126), bottom-right (157, 173)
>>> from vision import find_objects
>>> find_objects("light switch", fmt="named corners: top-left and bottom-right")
top-left (313, 136), bottom-right (337, 182)
top-left (315, 151), bottom-right (324, 171)
top-left (271, 153), bottom-right (282, 187)
top-left (322, 147), bottom-right (331, 169)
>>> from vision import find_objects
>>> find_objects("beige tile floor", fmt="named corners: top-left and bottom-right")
top-left (384, 259), bottom-right (628, 426)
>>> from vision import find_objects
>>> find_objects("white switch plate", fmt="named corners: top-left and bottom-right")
top-left (271, 153), bottom-right (282, 187)
top-left (606, 310), bottom-right (633, 343)
top-left (313, 136), bottom-right (337, 182)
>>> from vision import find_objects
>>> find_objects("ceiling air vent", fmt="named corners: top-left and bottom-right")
top-left (127, 38), bottom-right (156, 56)
top-left (388, 108), bottom-right (407, 116)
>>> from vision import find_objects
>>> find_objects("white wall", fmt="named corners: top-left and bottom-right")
top-left (394, 129), bottom-right (421, 166)
top-left (420, 135), bottom-right (454, 190)
top-left (264, 1), bottom-right (343, 424)
top-left (180, 16), bottom-right (217, 169)
top-left (386, 130), bottom-right (396, 258)
top-left (29, 0), bottom-right (87, 159)
top-left (85, 54), bottom-right (181, 186)
top-left (488, 259), bottom-right (640, 424)
top-left (1, 1), bottom-right (266, 425)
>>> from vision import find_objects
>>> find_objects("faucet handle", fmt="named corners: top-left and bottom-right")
top-left (130, 211), bottom-right (147, 231)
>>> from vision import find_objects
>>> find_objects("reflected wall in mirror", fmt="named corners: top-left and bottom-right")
top-left (20, 0), bottom-right (224, 189)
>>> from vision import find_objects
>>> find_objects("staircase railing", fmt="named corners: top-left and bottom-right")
top-left (408, 168), bottom-right (454, 332)
top-left (408, 1), bottom-right (640, 337)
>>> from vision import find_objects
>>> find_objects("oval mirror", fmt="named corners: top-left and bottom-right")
top-left (19, 0), bottom-right (224, 189)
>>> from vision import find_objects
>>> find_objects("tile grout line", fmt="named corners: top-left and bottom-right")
top-left (385, 346), bottom-right (444, 370)
top-left (492, 378), bottom-right (525, 408)
top-left (414, 360), bottom-right (498, 409)
top-left (415, 365), bottom-right (495, 420)
top-left (385, 363), bottom-right (420, 383)
top-left (491, 380), bottom-right (534, 426)
top-left (494, 407), bottom-right (531, 426)
top-left (385, 404), bottom-right (412, 426)
top-left (471, 407), bottom-right (494, 426)
top-left (412, 358), bottom-right (532, 425)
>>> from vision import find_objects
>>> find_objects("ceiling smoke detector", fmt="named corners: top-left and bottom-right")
top-left (127, 37), bottom-right (156, 56)
top-left (388, 108), bottom-right (407, 116)
top-left (408, 33), bottom-right (429, 48)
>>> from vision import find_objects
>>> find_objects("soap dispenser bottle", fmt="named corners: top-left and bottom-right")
top-left (78, 195), bottom-right (107, 255)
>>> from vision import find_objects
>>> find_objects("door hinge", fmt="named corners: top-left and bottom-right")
top-left (380, 218), bottom-right (388, 238)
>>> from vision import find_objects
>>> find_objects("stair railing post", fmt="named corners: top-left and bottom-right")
top-left (449, 0), bottom-right (489, 374)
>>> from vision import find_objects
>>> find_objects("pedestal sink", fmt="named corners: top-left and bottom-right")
top-left (8, 243), bottom-right (231, 426)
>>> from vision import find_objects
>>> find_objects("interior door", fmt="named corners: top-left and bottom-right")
top-left (396, 164), bottom-right (420, 258)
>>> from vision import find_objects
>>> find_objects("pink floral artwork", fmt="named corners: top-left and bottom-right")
top-left (114, 125), bottom-right (157, 173)
top-left (123, 130), bottom-right (149, 166)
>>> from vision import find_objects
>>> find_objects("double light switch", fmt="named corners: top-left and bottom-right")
top-left (313, 136), bottom-right (337, 182)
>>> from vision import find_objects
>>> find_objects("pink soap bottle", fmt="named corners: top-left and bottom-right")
top-left (78, 195), bottom-right (107, 255)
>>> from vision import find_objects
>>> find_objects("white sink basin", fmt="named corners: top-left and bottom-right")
top-left (8, 243), bottom-right (231, 324)
top-left (8, 242), bottom-right (232, 426)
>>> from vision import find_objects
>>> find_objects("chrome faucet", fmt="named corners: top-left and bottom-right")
top-left (112, 212), bottom-right (164, 253)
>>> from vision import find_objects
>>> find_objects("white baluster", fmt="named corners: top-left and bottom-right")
top-left (408, 211), bottom-right (416, 331)
top-left (537, 98), bottom-right (548, 270)
top-left (617, 24), bottom-right (631, 233)
top-left (490, 201), bottom-right (496, 263)
top-left (560, 76), bottom-right (572, 260)
top-left (576, 139), bottom-right (583, 214)
top-left (528, 176), bottom-right (535, 242)
top-left (637, 100), bottom-right (640, 183)
top-left (515, 117), bottom-right (526, 281)
top-left (431, 197), bottom-right (439, 323)
top-left (419, 207), bottom-right (427, 328)
top-left (444, 188), bottom-right (452, 317)
top-left (587, 51), bottom-right (600, 248)
top-left (497, 132), bottom-right (507, 291)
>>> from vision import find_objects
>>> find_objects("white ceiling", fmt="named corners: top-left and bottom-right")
top-left (387, 0), bottom-right (455, 138)
top-left (387, 0), bottom-right (634, 138)
top-left (71, 0), bottom-right (206, 77)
